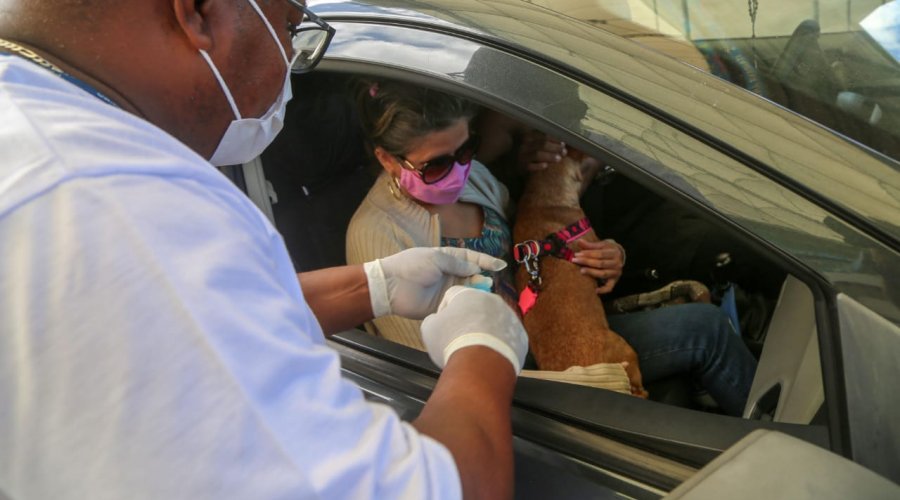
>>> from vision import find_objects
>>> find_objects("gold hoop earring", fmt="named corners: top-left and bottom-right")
top-left (388, 175), bottom-right (403, 200)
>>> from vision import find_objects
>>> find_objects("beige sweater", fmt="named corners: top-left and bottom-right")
top-left (346, 161), bottom-right (510, 349)
top-left (345, 161), bottom-right (631, 393)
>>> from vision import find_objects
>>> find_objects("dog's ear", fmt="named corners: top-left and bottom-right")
top-left (566, 147), bottom-right (589, 184)
top-left (571, 158), bottom-right (585, 183)
top-left (566, 147), bottom-right (586, 162)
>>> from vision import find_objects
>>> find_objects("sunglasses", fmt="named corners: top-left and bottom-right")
top-left (397, 135), bottom-right (481, 184)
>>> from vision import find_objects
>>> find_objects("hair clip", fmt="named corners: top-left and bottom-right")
top-left (369, 83), bottom-right (379, 98)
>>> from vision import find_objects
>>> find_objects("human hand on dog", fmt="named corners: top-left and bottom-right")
top-left (517, 132), bottom-right (604, 195)
top-left (571, 239), bottom-right (626, 294)
top-left (517, 130), bottom-right (567, 172)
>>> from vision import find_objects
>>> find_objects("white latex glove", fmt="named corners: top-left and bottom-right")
top-left (364, 247), bottom-right (507, 319)
top-left (421, 286), bottom-right (528, 374)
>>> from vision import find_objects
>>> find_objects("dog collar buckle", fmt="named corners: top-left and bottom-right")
top-left (513, 240), bottom-right (539, 262)
top-left (513, 240), bottom-right (543, 290)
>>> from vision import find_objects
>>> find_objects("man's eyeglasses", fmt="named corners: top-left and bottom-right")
top-left (397, 135), bottom-right (480, 184)
top-left (286, 0), bottom-right (335, 73)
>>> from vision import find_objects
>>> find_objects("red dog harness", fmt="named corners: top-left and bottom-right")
top-left (514, 217), bottom-right (592, 315)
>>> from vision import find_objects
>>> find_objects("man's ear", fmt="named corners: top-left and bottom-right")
top-left (172, 0), bottom-right (213, 51)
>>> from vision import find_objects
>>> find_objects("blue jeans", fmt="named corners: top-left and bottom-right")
top-left (607, 303), bottom-right (757, 416)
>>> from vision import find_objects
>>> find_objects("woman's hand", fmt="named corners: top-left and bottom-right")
top-left (517, 130), bottom-right (567, 172)
top-left (516, 131), bottom-right (602, 196)
top-left (571, 239), bottom-right (626, 294)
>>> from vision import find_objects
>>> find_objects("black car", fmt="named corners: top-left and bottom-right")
top-left (228, 0), bottom-right (900, 497)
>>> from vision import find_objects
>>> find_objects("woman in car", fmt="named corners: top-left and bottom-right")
top-left (345, 78), bottom-right (757, 416)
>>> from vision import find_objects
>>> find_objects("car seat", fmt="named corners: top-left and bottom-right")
top-left (261, 72), bottom-right (375, 271)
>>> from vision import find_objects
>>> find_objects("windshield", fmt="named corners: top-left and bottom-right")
top-left (536, 0), bottom-right (900, 164)
top-left (861, 1), bottom-right (900, 63)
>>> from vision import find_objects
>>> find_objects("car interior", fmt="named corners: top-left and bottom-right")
top-left (238, 67), bottom-right (834, 432)
top-left (698, 19), bottom-right (900, 163)
top-left (543, 0), bottom-right (900, 164)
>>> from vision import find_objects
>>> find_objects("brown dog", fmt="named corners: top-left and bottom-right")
top-left (513, 154), bottom-right (647, 397)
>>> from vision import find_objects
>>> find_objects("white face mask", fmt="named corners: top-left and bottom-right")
top-left (201, 0), bottom-right (293, 166)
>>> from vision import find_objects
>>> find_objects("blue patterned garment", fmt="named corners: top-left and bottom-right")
top-left (441, 206), bottom-right (518, 307)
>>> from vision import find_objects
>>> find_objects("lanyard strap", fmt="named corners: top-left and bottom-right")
top-left (0, 38), bottom-right (120, 108)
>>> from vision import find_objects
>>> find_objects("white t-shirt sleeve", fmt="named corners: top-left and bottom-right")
top-left (0, 172), bottom-right (461, 500)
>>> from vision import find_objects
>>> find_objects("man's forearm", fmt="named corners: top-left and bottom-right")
top-left (298, 265), bottom-right (373, 335)
top-left (413, 347), bottom-right (517, 500)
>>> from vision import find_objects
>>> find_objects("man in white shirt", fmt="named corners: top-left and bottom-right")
top-left (0, 1), bottom-right (528, 499)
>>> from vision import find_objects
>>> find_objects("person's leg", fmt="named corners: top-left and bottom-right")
top-left (607, 303), bottom-right (758, 416)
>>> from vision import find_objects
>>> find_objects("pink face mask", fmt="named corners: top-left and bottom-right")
top-left (399, 161), bottom-right (472, 205)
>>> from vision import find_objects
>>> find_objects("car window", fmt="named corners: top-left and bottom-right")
top-left (267, 68), bottom-right (819, 423)
top-left (532, 0), bottom-right (900, 164)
